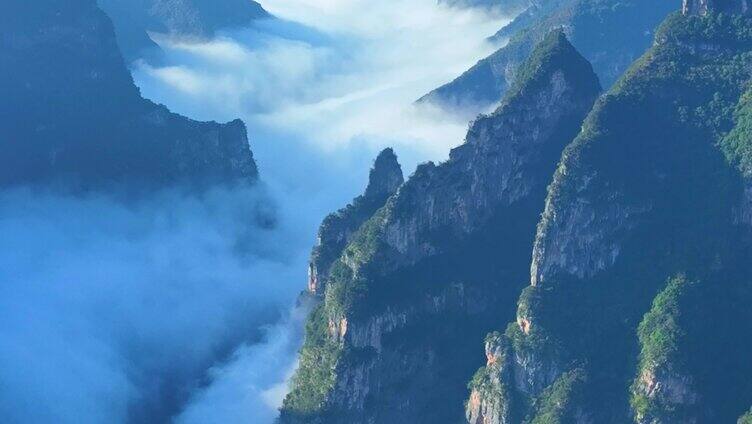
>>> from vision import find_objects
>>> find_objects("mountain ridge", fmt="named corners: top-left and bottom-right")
top-left (419, 0), bottom-right (675, 118)
top-left (1, 0), bottom-right (258, 191)
top-left (281, 30), bottom-right (600, 424)
top-left (470, 7), bottom-right (752, 423)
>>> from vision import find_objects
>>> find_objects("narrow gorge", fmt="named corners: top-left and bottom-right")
top-left (3, 0), bottom-right (752, 423)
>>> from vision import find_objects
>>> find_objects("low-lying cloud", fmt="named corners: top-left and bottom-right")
top-left (175, 300), bottom-right (312, 424)
top-left (127, 1), bottom-right (507, 422)
top-left (1, 2), bottom-right (508, 423)
top-left (0, 186), bottom-right (305, 423)
top-left (133, 0), bottom-right (507, 169)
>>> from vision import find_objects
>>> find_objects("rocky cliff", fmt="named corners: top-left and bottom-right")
top-left (281, 31), bottom-right (600, 424)
top-left (308, 149), bottom-right (404, 295)
top-left (1, 0), bottom-right (258, 189)
top-left (419, 0), bottom-right (675, 117)
top-left (97, 0), bottom-right (270, 61)
top-left (467, 6), bottom-right (752, 423)
top-left (630, 275), bottom-right (701, 424)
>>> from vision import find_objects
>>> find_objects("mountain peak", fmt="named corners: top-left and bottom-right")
top-left (364, 148), bottom-right (404, 201)
top-left (500, 29), bottom-right (601, 110)
top-left (682, 0), bottom-right (751, 16)
top-left (306, 148), bottom-right (402, 295)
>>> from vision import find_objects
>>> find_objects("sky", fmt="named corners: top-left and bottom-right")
top-left (0, 1), bottom-right (506, 423)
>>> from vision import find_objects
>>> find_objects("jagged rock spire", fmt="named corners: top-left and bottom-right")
top-left (683, 0), bottom-right (750, 16)
top-left (363, 148), bottom-right (404, 201)
top-left (307, 148), bottom-right (403, 295)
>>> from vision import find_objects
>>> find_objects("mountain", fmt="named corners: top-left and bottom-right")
top-left (284, 2), bottom-right (752, 424)
top-left (308, 148), bottom-right (404, 295)
top-left (280, 31), bottom-right (601, 423)
top-left (1, 0), bottom-right (258, 190)
top-left (97, 0), bottom-right (270, 62)
top-left (419, 0), bottom-right (675, 117)
top-left (468, 3), bottom-right (752, 423)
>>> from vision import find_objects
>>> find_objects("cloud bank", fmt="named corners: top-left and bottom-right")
top-left (0, 186), bottom-right (305, 423)
top-left (0, 2), bottom-right (507, 423)
top-left (175, 300), bottom-right (312, 424)
top-left (127, 1), bottom-right (507, 422)
top-left (133, 0), bottom-right (507, 168)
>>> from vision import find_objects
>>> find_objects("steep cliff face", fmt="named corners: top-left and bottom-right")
top-left (469, 8), bottom-right (752, 423)
top-left (630, 275), bottom-right (701, 424)
top-left (420, 0), bottom-right (675, 116)
top-left (97, 0), bottom-right (269, 61)
top-left (629, 270), bottom-right (752, 424)
top-left (1, 0), bottom-right (258, 189)
top-left (281, 31), bottom-right (600, 424)
top-left (530, 11), bottom-right (752, 290)
top-left (466, 332), bottom-right (514, 424)
top-left (308, 149), bottom-right (404, 295)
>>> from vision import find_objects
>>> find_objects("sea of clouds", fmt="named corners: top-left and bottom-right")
top-left (0, 1), bottom-right (506, 422)
top-left (134, 0), bottom-right (506, 168)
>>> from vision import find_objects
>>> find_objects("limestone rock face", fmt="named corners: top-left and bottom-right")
top-left (1, 0), bottom-right (258, 189)
top-left (466, 334), bottom-right (513, 424)
top-left (633, 369), bottom-right (698, 424)
top-left (363, 149), bottom-right (404, 203)
top-left (629, 276), bottom-right (702, 424)
top-left (529, 176), bottom-right (648, 287)
top-left (470, 7), bottom-right (752, 424)
top-left (377, 32), bottom-right (600, 273)
top-left (281, 31), bottom-right (600, 424)
top-left (308, 148), bottom-right (404, 295)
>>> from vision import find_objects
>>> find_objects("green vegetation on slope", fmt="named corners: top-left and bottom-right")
top-left (722, 86), bottom-right (752, 176)
top-left (283, 191), bottom-right (395, 418)
top-left (502, 29), bottom-right (601, 109)
top-left (309, 148), bottom-right (403, 295)
top-left (634, 275), bottom-right (692, 373)
top-left (466, 332), bottom-right (513, 420)
top-left (528, 369), bottom-right (587, 424)
top-left (630, 275), bottom-right (698, 423)
top-left (282, 304), bottom-right (341, 417)
top-left (282, 31), bottom-right (599, 422)
top-left (493, 10), bottom-right (752, 423)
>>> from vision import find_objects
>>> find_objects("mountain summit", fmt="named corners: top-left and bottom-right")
top-left (286, 2), bottom-right (752, 423)
top-left (472, 4), bottom-right (752, 423)
top-left (282, 30), bottom-right (600, 424)
top-left (308, 148), bottom-right (404, 295)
